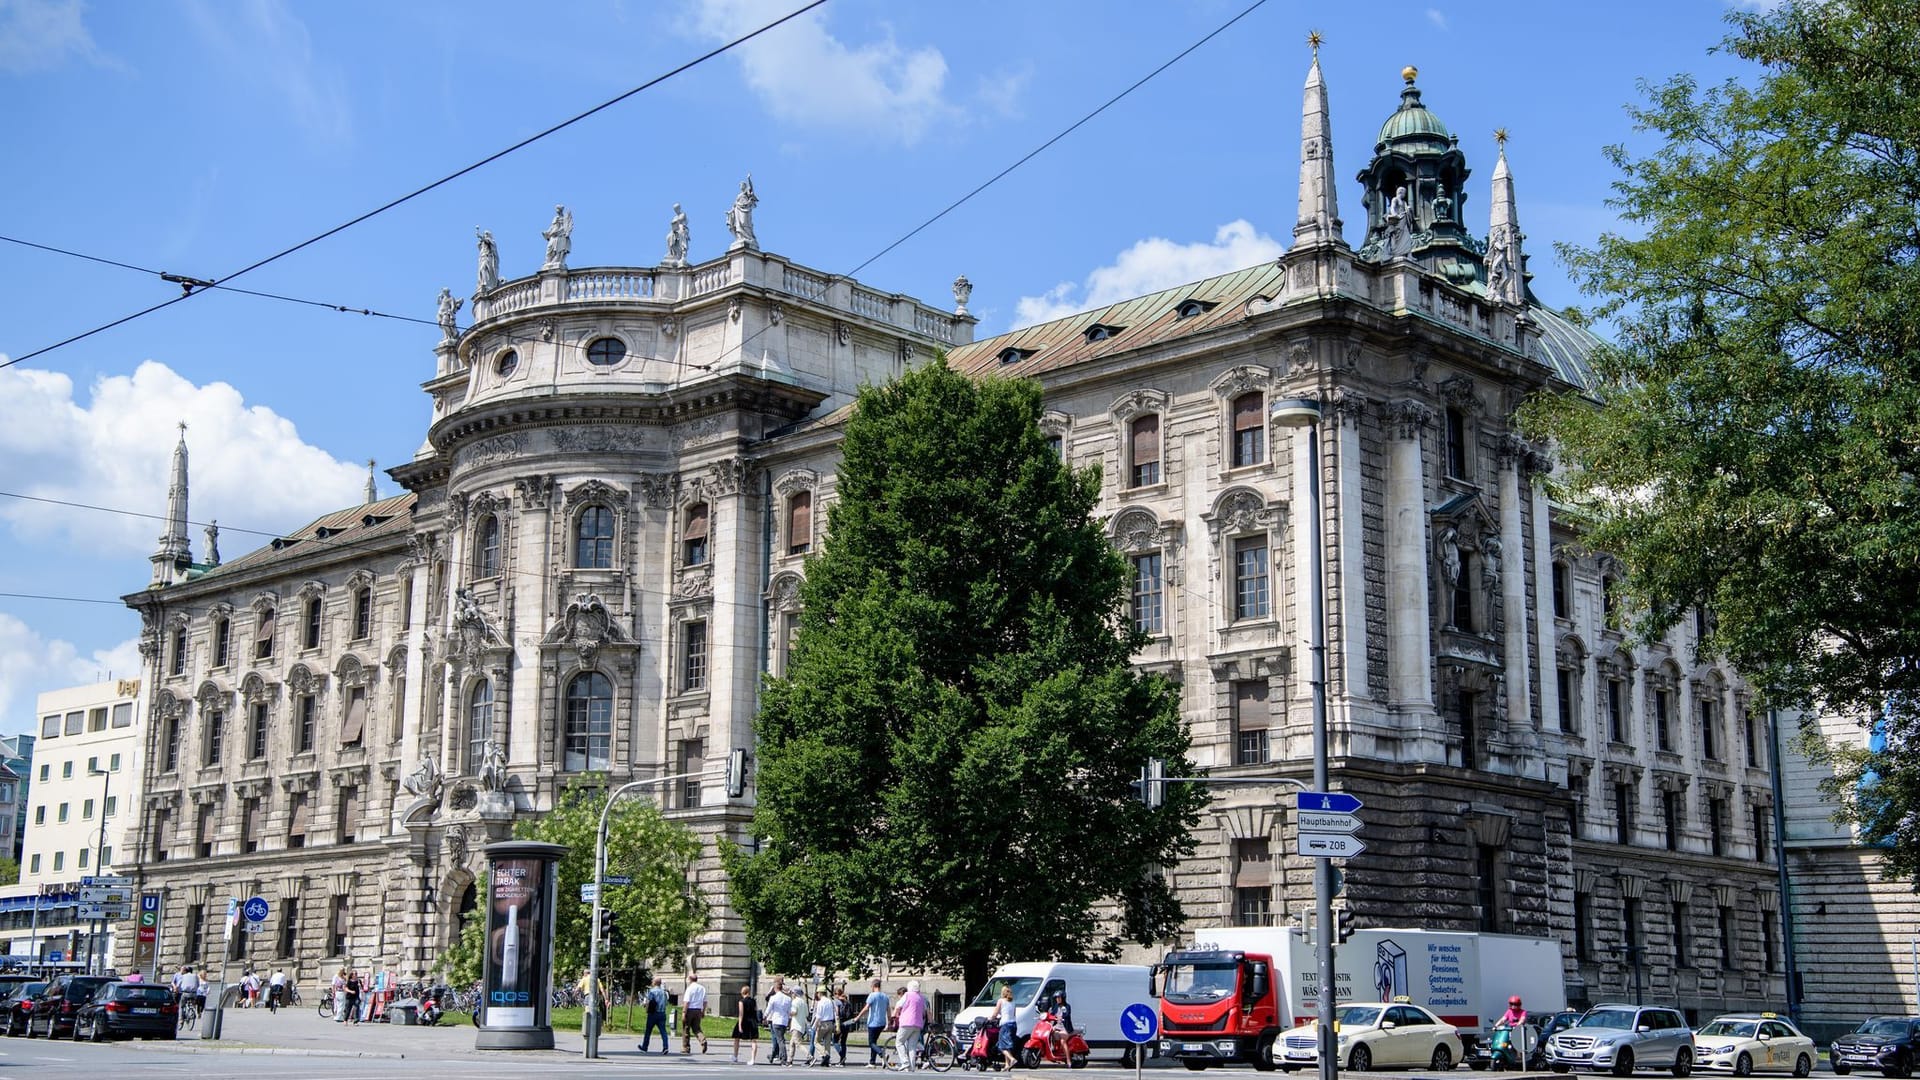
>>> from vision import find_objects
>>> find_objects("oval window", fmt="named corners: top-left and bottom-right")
top-left (496, 349), bottom-right (518, 377)
top-left (586, 338), bottom-right (626, 366)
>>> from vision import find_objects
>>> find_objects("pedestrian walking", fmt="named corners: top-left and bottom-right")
top-left (896, 980), bottom-right (928, 1072)
top-left (641, 976), bottom-right (671, 1054)
top-left (857, 979), bottom-right (890, 1067)
top-left (812, 988), bottom-right (839, 1067)
top-left (795, 984), bottom-right (815, 1066)
top-left (993, 985), bottom-right (1019, 1073)
top-left (241, 968), bottom-right (260, 1008)
top-left (765, 978), bottom-right (794, 1065)
top-left (834, 984), bottom-right (852, 1065)
top-left (343, 968), bottom-right (363, 1024)
top-left (732, 985), bottom-right (761, 1064)
top-left (683, 972), bottom-right (710, 1054)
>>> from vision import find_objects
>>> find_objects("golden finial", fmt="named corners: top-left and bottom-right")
top-left (1307, 30), bottom-right (1323, 56)
top-left (1494, 127), bottom-right (1510, 147)
top-left (1402, 65), bottom-right (1418, 84)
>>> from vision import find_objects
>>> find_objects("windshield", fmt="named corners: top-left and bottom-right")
top-left (1335, 1006), bottom-right (1384, 1027)
top-left (1699, 1021), bottom-right (1759, 1039)
top-left (18, 982), bottom-right (46, 997)
top-left (1162, 963), bottom-right (1237, 1005)
top-left (971, 977), bottom-right (1041, 1008)
top-left (1862, 1020), bottom-right (1913, 1038)
top-left (1579, 1009), bottom-right (1638, 1031)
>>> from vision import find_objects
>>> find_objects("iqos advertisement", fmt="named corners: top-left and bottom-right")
top-left (483, 856), bottom-right (554, 1030)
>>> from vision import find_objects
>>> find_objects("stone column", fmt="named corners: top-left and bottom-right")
top-left (1529, 452), bottom-right (1561, 736)
top-left (1331, 392), bottom-right (1368, 707)
top-left (1384, 401), bottom-right (1434, 715)
top-left (1289, 422), bottom-right (1317, 707)
top-left (512, 474), bottom-right (556, 773)
top-left (1497, 442), bottom-right (1532, 740)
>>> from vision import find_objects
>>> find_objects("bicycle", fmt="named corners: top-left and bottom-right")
top-left (886, 1030), bottom-right (958, 1073)
top-left (177, 995), bottom-right (202, 1031)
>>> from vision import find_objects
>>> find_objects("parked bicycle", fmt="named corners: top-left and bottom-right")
top-left (886, 1030), bottom-right (959, 1072)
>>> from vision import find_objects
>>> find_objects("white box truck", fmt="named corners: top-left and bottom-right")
top-left (952, 961), bottom-right (1156, 1064)
top-left (1157, 926), bottom-right (1566, 1069)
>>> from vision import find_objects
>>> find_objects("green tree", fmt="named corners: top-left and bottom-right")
top-left (437, 787), bottom-right (708, 986)
top-left (1521, 1), bottom-right (1920, 874)
top-left (0, 856), bottom-right (18, 887)
top-left (725, 356), bottom-right (1203, 994)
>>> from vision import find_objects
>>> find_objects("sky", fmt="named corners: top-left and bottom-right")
top-left (0, 0), bottom-right (1762, 737)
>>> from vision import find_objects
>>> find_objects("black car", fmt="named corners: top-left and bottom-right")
top-left (24, 974), bottom-right (116, 1039)
top-left (1, 982), bottom-right (48, 1037)
top-left (72, 981), bottom-right (177, 1041)
top-left (1832, 1016), bottom-right (1920, 1078)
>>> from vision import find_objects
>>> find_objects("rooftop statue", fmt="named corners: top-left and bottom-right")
top-left (664, 203), bottom-right (690, 267)
top-left (725, 176), bottom-right (758, 250)
top-left (542, 204), bottom-right (573, 270)
top-left (436, 288), bottom-right (463, 342)
top-left (475, 228), bottom-right (499, 294)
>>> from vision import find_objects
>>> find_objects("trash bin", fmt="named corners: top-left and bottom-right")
top-left (391, 1002), bottom-right (419, 1026)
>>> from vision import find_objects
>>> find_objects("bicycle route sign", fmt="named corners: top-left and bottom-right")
top-left (1120, 1002), bottom-right (1159, 1044)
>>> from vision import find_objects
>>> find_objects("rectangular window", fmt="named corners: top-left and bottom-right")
top-left (679, 739), bottom-right (704, 810)
top-left (1607, 679), bottom-right (1626, 742)
top-left (58, 802), bottom-right (69, 823)
top-left (53, 851), bottom-right (64, 872)
top-left (1762, 913), bottom-right (1778, 973)
top-left (1719, 906), bottom-right (1738, 969)
top-left (65, 710), bottom-right (84, 735)
top-left (303, 600), bottom-right (322, 650)
top-left (243, 797), bottom-right (262, 854)
top-left (1701, 699), bottom-right (1718, 760)
top-left (401, 575), bottom-right (413, 630)
top-left (1552, 563), bottom-right (1571, 619)
top-left (196, 803), bottom-right (216, 858)
top-left (1663, 790), bottom-right (1681, 851)
top-left (111, 702), bottom-right (132, 728)
top-left (1233, 537), bottom-right (1269, 620)
top-left (1129, 414), bottom-right (1161, 487)
top-left (1475, 845), bottom-right (1500, 931)
top-left (105, 795), bottom-right (116, 817)
top-left (1231, 393), bottom-right (1265, 468)
top-left (684, 503), bottom-right (710, 567)
top-left (353, 589), bottom-right (372, 640)
top-left (296, 695), bottom-right (315, 753)
top-left (101, 845), bottom-right (112, 867)
top-left (787, 492), bottom-right (812, 556)
top-left (1573, 891), bottom-right (1591, 960)
top-left (1673, 901), bottom-right (1691, 968)
top-left (1234, 680), bottom-right (1269, 766)
top-left (255, 609), bottom-right (276, 659)
top-left (1752, 803), bottom-right (1770, 861)
top-left (78, 849), bottom-right (89, 869)
top-left (63, 760), bottom-right (74, 778)
top-left (170, 628), bottom-right (187, 676)
top-left (250, 702), bottom-right (269, 759)
top-left (1557, 668), bottom-right (1576, 734)
top-left (110, 751), bottom-right (121, 770)
top-left (1709, 798), bottom-right (1728, 857)
top-left (28, 854), bottom-right (39, 874)
top-left (1444, 406), bottom-right (1469, 479)
top-left (83, 797), bottom-right (94, 819)
top-left (38, 762), bottom-right (48, 781)
top-left (1045, 434), bottom-right (1064, 460)
top-left (1131, 553), bottom-right (1164, 635)
top-left (184, 904), bottom-right (203, 963)
top-left (1451, 557), bottom-right (1475, 631)
top-left (329, 896), bottom-right (350, 957)
top-left (1655, 688), bottom-right (1673, 750)
top-left (279, 898), bottom-right (300, 958)
top-left (341, 686), bottom-right (368, 747)
top-left (34, 806), bottom-right (44, 825)
top-left (1614, 782), bottom-right (1634, 845)
top-left (41, 714), bottom-right (58, 738)
top-left (215, 618), bottom-right (231, 667)
top-left (87, 707), bottom-right (107, 732)
top-left (150, 808), bottom-right (170, 862)
top-left (1744, 711), bottom-right (1761, 768)
top-left (288, 792), bottom-right (310, 849)
top-left (682, 622), bottom-right (708, 692)
top-left (205, 709), bottom-right (224, 766)
top-left (1624, 896), bottom-right (1641, 954)
top-left (1459, 690), bottom-right (1479, 771)
top-left (1233, 886), bottom-right (1272, 927)
top-left (336, 786), bottom-right (358, 844)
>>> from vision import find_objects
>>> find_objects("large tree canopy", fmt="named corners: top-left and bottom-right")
top-left (1521, 1), bottom-right (1920, 874)
top-left (725, 357), bottom-right (1202, 993)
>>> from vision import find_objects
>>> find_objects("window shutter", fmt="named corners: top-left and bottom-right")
top-left (256, 610), bottom-right (275, 648)
top-left (685, 502), bottom-right (710, 541)
top-left (1233, 393), bottom-right (1262, 434)
top-left (1132, 415), bottom-right (1159, 465)
top-left (290, 794), bottom-right (311, 833)
top-left (341, 688), bottom-right (368, 745)
top-left (788, 493), bottom-right (811, 549)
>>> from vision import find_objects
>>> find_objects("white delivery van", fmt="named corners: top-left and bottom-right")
top-left (952, 962), bottom-right (1155, 1063)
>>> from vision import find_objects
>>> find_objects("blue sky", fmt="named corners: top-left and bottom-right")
top-left (0, 0), bottom-right (1757, 736)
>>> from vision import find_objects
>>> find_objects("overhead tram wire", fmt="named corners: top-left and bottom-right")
top-left (0, 0), bottom-right (829, 372)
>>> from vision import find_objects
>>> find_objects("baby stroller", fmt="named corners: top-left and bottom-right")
top-left (963, 1020), bottom-right (1000, 1071)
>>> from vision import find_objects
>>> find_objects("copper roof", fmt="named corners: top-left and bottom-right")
top-left (191, 493), bottom-right (418, 582)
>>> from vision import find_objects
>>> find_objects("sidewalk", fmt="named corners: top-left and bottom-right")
top-left (144, 1003), bottom-right (666, 1060)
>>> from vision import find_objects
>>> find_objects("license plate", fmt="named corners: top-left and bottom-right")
top-left (133, 1007), bottom-right (157, 1014)
top-left (1182, 1043), bottom-right (1205, 1052)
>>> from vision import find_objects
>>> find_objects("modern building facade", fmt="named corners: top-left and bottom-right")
top-left (0, 733), bottom-right (31, 864)
top-left (119, 52), bottom-right (1786, 1017)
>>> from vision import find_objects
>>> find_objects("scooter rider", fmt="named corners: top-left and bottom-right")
top-left (1500, 996), bottom-right (1527, 1027)
top-left (1048, 991), bottom-right (1076, 1063)
top-left (1495, 996), bottom-right (1530, 1067)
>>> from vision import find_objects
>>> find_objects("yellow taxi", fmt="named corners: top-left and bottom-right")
top-left (1276, 998), bottom-right (1464, 1072)
top-left (1693, 1014), bottom-right (1816, 1077)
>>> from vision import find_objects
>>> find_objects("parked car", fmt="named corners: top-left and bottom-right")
top-left (1692, 1014), bottom-right (1814, 1076)
top-left (72, 981), bottom-right (177, 1041)
top-left (1, 982), bottom-right (48, 1037)
top-left (1277, 1001), bottom-right (1465, 1072)
top-left (24, 974), bottom-right (116, 1039)
top-left (1546, 1004), bottom-right (1695, 1076)
top-left (1831, 1016), bottom-right (1920, 1077)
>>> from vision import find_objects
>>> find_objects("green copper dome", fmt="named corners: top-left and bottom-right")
top-left (1376, 66), bottom-right (1452, 148)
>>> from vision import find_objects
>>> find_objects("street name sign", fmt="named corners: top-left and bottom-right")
top-left (79, 903), bottom-right (132, 920)
top-left (79, 886), bottom-right (131, 904)
top-left (1296, 810), bottom-right (1362, 834)
top-left (80, 875), bottom-right (133, 888)
top-left (602, 875), bottom-right (633, 886)
top-left (1296, 832), bottom-right (1367, 858)
top-left (1294, 791), bottom-right (1363, 814)
top-left (579, 883), bottom-right (599, 903)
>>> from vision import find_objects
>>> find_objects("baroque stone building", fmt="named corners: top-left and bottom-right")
top-left (122, 55), bottom-right (1784, 1016)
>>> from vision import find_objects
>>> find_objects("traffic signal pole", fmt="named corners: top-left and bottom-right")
top-left (584, 749), bottom-right (745, 1059)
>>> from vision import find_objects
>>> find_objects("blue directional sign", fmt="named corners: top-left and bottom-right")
top-left (1295, 791), bottom-right (1363, 814)
top-left (141, 893), bottom-right (161, 913)
top-left (1120, 1003), bottom-right (1159, 1044)
top-left (602, 875), bottom-right (633, 886)
top-left (242, 896), bottom-right (270, 923)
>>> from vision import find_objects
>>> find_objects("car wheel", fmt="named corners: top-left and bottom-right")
top-left (1252, 1034), bottom-right (1278, 1073)
top-left (1673, 1047), bottom-right (1693, 1078)
top-left (1885, 1058), bottom-right (1911, 1080)
top-left (1550, 1067), bottom-right (1571, 1075)
top-left (72, 1017), bottom-right (85, 1041)
top-left (22, 1015), bottom-right (35, 1039)
top-left (1835, 1064), bottom-right (1851, 1077)
top-left (1350, 1045), bottom-right (1372, 1072)
top-left (1182, 1062), bottom-right (1210, 1071)
top-left (1433, 1046), bottom-right (1456, 1071)
top-left (1, 1012), bottom-right (13, 1037)
top-left (1795, 1056), bottom-right (1812, 1078)
top-left (1612, 1048), bottom-right (1636, 1077)
top-left (1736, 1054), bottom-right (1753, 1077)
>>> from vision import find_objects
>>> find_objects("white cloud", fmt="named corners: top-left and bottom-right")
top-left (181, 0), bottom-right (349, 145)
top-left (1426, 8), bottom-right (1449, 30)
top-left (0, 0), bottom-right (110, 73)
top-left (1012, 220), bottom-right (1285, 328)
top-left (0, 615), bottom-right (140, 737)
top-left (691, 0), bottom-right (958, 143)
top-left (0, 359), bottom-right (371, 559)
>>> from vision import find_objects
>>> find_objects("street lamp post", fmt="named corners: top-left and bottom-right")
top-left (89, 765), bottom-right (112, 974)
top-left (1270, 398), bottom-right (1334, 1080)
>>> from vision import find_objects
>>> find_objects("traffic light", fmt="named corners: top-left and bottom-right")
top-left (726, 747), bottom-right (748, 799)
top-left (1335, 906), bottom-right (1356, 944)
top-left (598, 906), bottom-right (617, 943)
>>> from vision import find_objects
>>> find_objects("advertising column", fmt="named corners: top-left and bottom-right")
top-left (475, 840), bottom-right (565, 1050)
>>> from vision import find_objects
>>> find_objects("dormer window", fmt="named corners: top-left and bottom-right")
top-left (1176, 299), bottom-right (1218, 320)
top-left (997, 347), bottom-right (1035, 366)
top-left (1084, 323), bottom-right (1125, 343)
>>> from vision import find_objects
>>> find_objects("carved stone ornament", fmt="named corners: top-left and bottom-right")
top-left (662, 316), bottom-right (677, 337)
top-left (445, 822), bottom-right (470, 863)
top-left (769, 301), bottom-right (784, 325)
top-left (195, 680), bottom-right (232, 716)
top-left (773, 468), bottom-right (819, 499)
top-left (1383, 399), bottom-right (1432, 440)
top-left (728, 296), bottom-right (743, 323)
top-left (154, 690), bottom-right (186, 723)
top-left (1286, 340), bottom-right (1314, 374)
top-left (464, 433), bottom-right (524, 467)
top-left (451, 586), bottom-right (503, 668)
top-left (704, 457), bottom-right (747, 498)
top-left (554, 427), bottom-right (646, 454)
top-left (676, 566), bottom-right (714, 599)
top-left (563, 478), bottom-right (632, 511)
top-left (1437, 373), bottom-right (1480, 411)
top-left (402, 756), bottom-right (443, 799)
top-left (769, 571), bottom-right (803, 612)
top-left (448, 784), bottom-right (478, 812)
top-left (670, 417), bottom-right (724, 453)
top-left (240, 672), bottom-right (277, 704)
top-left (835, 320), bottom-right (851, 346)
top-left (286, 664), bottom-right (324, 697)
top-left (514, 474), bottom-right (555, 510)
top-left (1039, 411), bottom-right (1071, 439)
top-left (1210, 365), bottom-right (1273, 399)
top-left (638, 472), bottom-right (678, 509)
top-left (1109, 388), bottom-right (1169, 425)
top-left (543, 592), bottom-right (631, 664)
top-left (1112, 507), bottom-right (1177, 553)
top-left (1207, 489), bottom-right (1277, 540)
top-left (405, 533), bottom-right (440, 568)
top-left (1327, 386), bottom-right (1366, 427)
top-left (478, 741), bottom-right (510, 793)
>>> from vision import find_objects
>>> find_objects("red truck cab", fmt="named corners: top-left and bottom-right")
top-left (1158, 950), bottom-right (1281, 1071)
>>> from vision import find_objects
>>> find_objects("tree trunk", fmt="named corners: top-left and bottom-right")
top-left (962, 949), bottom-right (991, 1005)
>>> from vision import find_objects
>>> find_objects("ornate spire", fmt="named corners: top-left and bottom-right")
top-left (151, 422), bottom-right (191, 585)
top-left (1486, 132), bottom-right (1526, 306)
top-left (365, 459), bottom-right (378, 504)
top-left (1294, 35), bottom-right (1343, 246)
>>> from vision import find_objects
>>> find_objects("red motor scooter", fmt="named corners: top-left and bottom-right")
top-left (1021, 1013), bottom-right (1090, 1069)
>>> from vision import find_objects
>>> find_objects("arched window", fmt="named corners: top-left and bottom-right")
top-left (475, 515), bottom-right (501, 578)
top-left (564, 672), bottom-right (613, 772)
top-left (684, 502), bottom-right (710, 566)
top-left (575, 505), bottom-right (614, 568)
top-left (1231, 392), bottom-right (1265, 468)
top-left (786, 492), bottom-right (811, 556)
top-left (466, 681), bottom-right (494, 773)
top-left (1129, 414), bottom-right (1161, 487)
